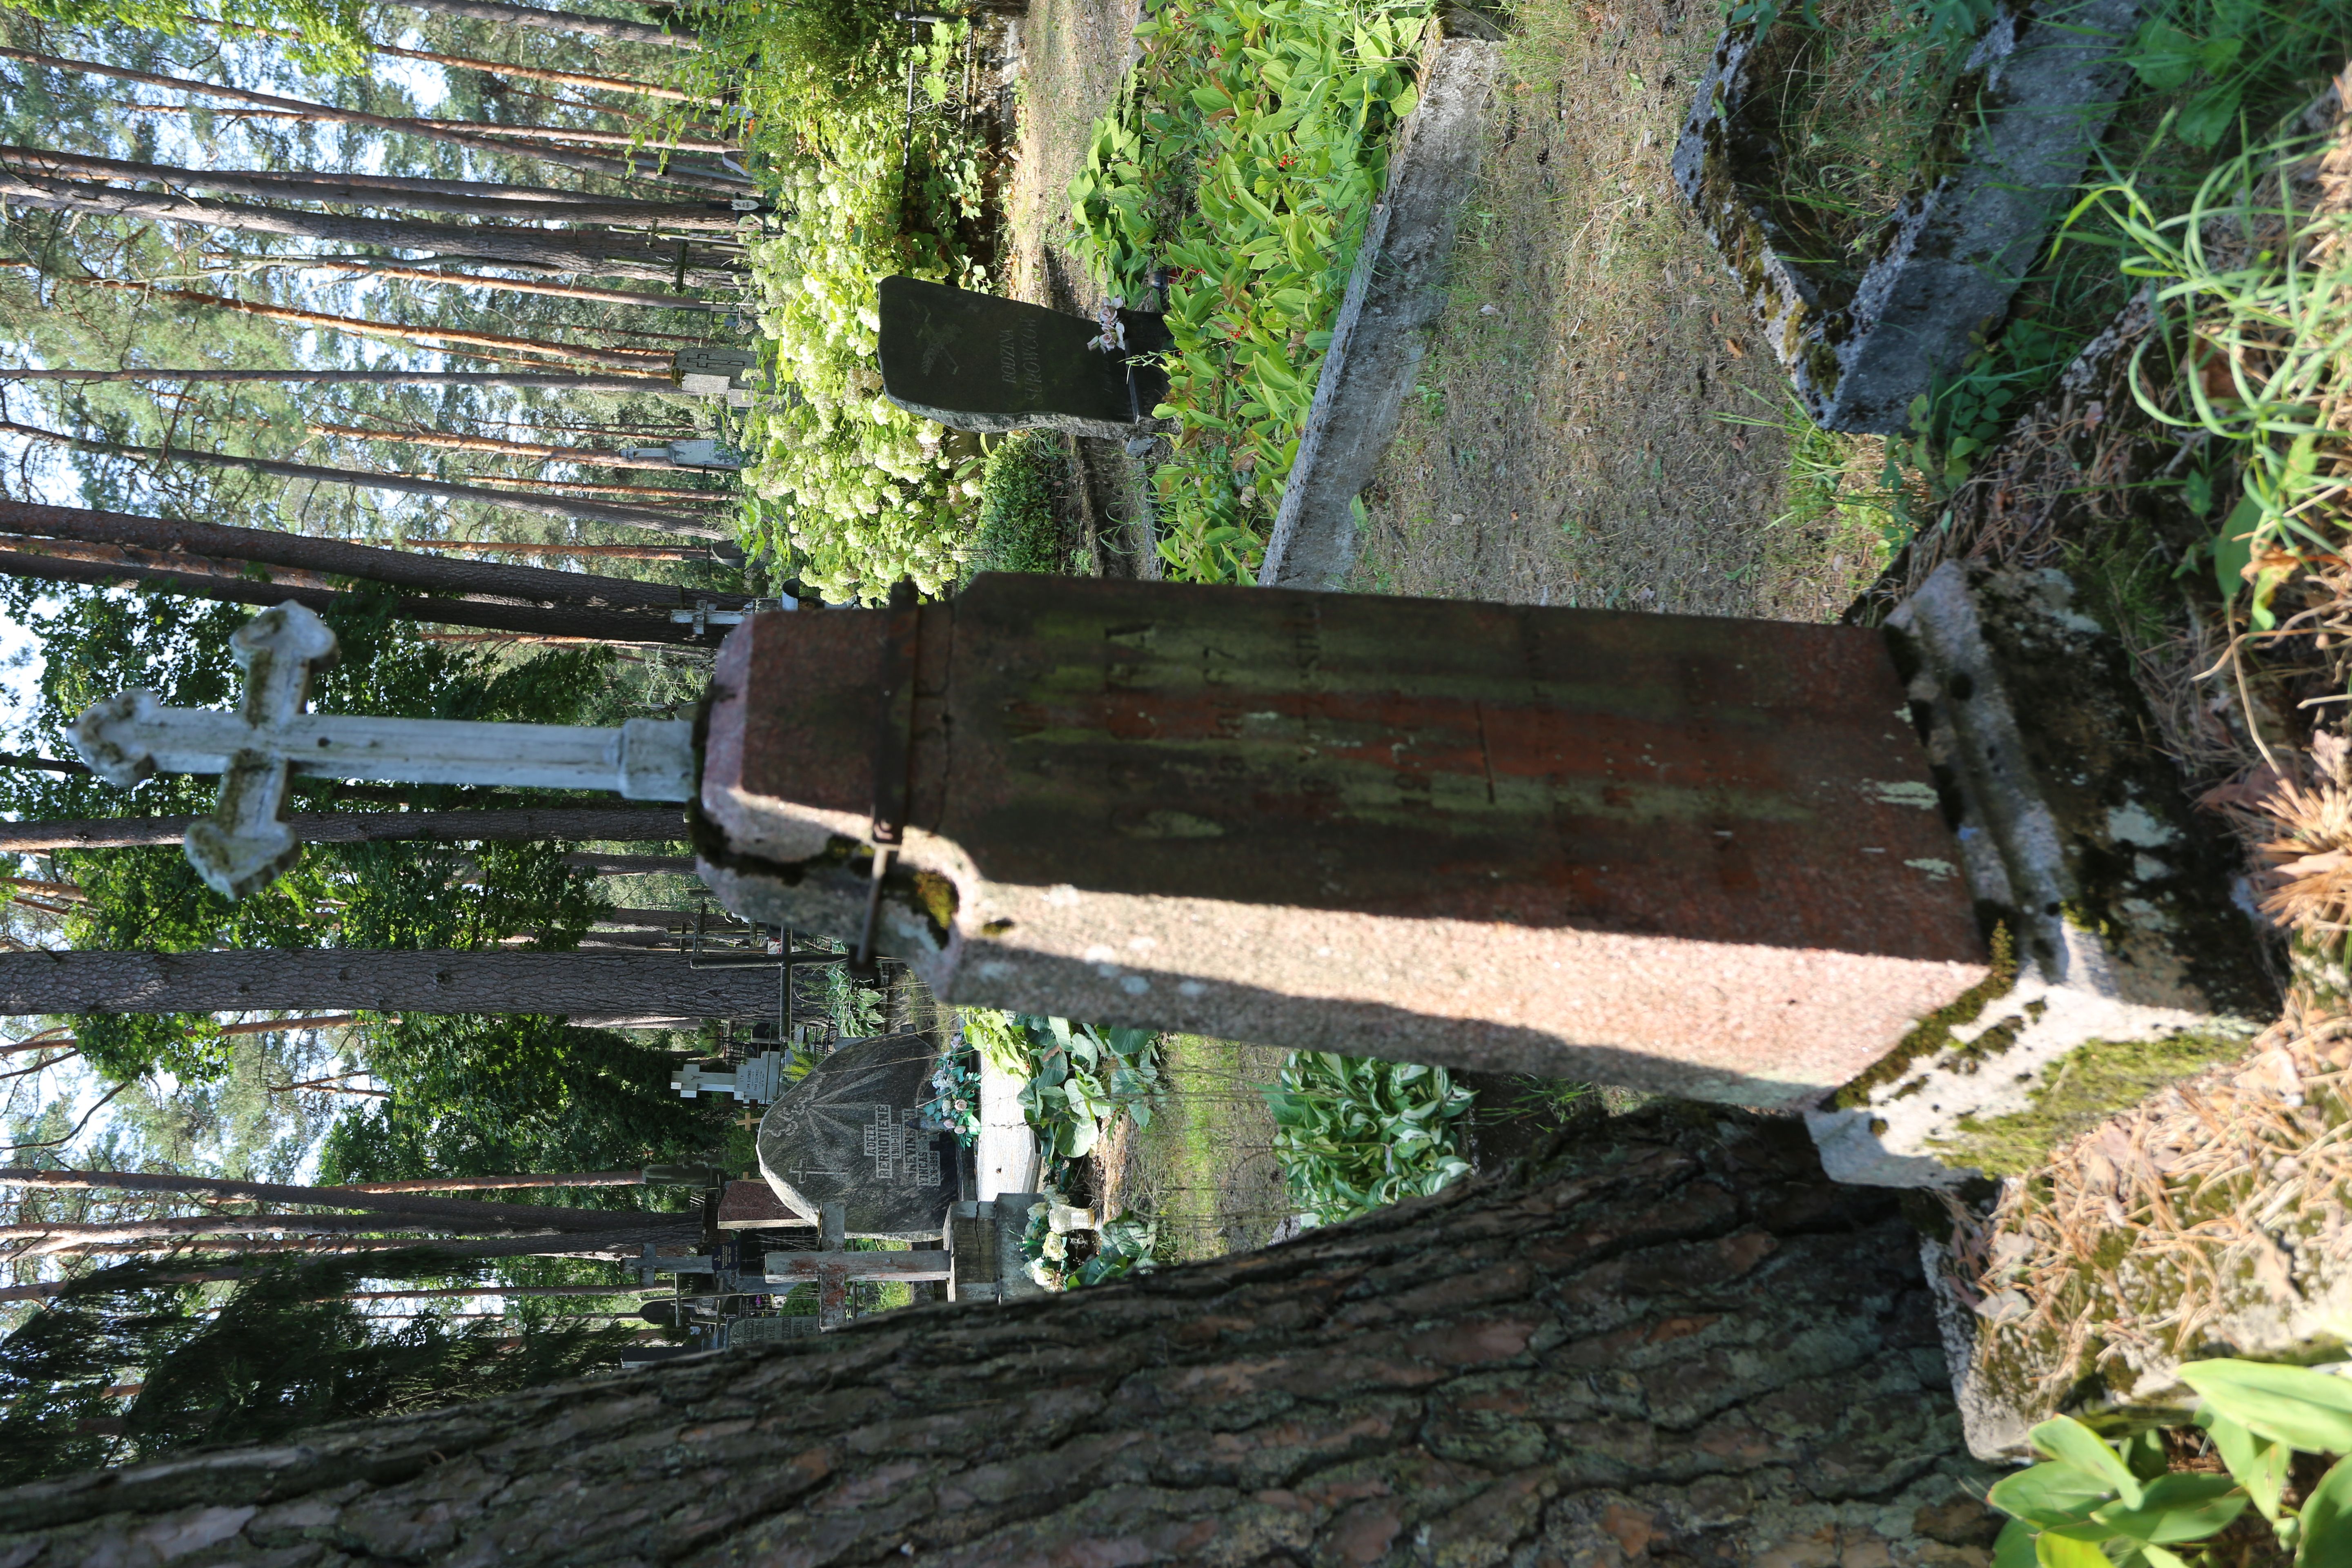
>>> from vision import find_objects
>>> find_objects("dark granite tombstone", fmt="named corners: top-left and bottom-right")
top-left (877, 276), bottom-right (1169, 440)
top-left (755, 1035), bottom-right (957, 1239)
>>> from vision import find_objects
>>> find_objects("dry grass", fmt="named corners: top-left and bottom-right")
top-left (1346, 0), bottom-right (1895, 617)
top-left (1945, 1000), bottom-right (2352, 1413)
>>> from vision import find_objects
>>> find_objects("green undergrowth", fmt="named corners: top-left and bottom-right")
top-left (1263, 1051), bottom-right (1474, 1225)
top-left (688, 0), bottom-right (993, 602)
top-left (1744, 0), bottom-right (2350, 553)
top-left (969, 431), bottom-right (1071, 576)
top-left (1069, 0), bottom-right (1431, 581)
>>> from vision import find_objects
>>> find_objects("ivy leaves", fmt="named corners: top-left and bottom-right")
top-left (1262, 1051), bottom-right (1472, 1225)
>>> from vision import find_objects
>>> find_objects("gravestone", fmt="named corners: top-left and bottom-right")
top-left (875, 276), bottom-right (1169, 441)
top-left (753, 1035), bottom-right (958, 1238)
top-left (85, 570), bottom-right (2266, 1191)
top-left (670, 1051), bottom-right (787, 1103)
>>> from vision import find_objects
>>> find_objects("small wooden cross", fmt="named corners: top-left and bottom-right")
top-left (69, 602), bottom-right (696, 900)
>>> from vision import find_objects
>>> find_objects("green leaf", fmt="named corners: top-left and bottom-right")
top-left (2181, 1361), bottom-right (2352, 1454)
top-left (2090, 1473), bottom-right (2246, 1543)
top-left (2037, 1532), bottom-right (2112, 1568)
top-left (2213, 496), bottom-right (2261, 604)
top-left (2301, 1457), bottom-right (2352, 1568)
top-left (1991, 1462), bottom-right (2121, 1528)
top-left (2033, 1418), bottom-right (2145, 1508)
top-left (2202, 1410), bottom-right (2288, 1521)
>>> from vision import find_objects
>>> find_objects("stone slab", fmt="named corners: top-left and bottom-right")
top-left (1257, 23), bottom-right (1503, 588)
top-left (698, 574), bottom-right (1988, 1110)
top-left (877, 277), bottom-right (1163, 441)
top-left (1671, 0), bottom-right (2143, 432)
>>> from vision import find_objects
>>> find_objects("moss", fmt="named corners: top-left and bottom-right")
top-left (1833, 922), bottom-right (2017, 1108)
top-left (968, 431), bottom-right (1073, 578)
top-left (1932, 1025), bottom-right (2260, 1174)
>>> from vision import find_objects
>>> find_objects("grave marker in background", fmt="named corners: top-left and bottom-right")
top-left (876, 277), bottom-right (1168, 441)
top-left (754, 1035), bottom-right (957, 1238)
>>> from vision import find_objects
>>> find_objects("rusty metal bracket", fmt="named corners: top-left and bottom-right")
top-left (852, 579), bottom-right (922, 977)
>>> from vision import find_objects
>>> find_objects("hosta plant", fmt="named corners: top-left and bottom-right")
top-left (1262, 1051), bottom-right (1472, 1225)
top-left (1988, 1359), bottom-right (2352, 1568)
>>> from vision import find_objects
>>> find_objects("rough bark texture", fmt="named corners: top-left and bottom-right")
top-left (0, 79), bottom-right (739, 192)
top-left (0, 545), bottom-right (726, 642)
top-left (0, 422), bottom-right (725, 538)
top-left (396, 0), bottom-right (701, 48)
top-left (0, 502), bottom-right (750, 612)
top-left (0, 948), bottom-right (782, 1017)
top-left (0, 806), bottom-right (683, 852)
top-left (0, 371), bottom-right (677, 389)
top-left (0, 1114), bottom-right (1997, 1567)
top-left (0, 178), bottom-right (737, 284)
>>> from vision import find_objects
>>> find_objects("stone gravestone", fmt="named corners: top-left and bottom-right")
top-left (876, 276), bottom-right (1169, 440)
top-left (753, 1036), bottom-right (958, 1239)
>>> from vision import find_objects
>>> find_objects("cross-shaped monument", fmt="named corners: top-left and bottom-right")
top-left (70, 571), bottom-right (2267, 1187)
top-left (69, 601), bottom-right (695, 899)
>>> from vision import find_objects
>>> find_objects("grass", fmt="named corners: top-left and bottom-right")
top-left (1109, 1036), bottom-right (1292, 1262)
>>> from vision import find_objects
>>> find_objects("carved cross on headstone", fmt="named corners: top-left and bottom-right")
top-left (67, 601), bottom-right (697, 900)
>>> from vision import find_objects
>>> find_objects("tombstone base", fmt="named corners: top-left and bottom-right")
top-left (1806, 564), bottom-right (2270, 1188)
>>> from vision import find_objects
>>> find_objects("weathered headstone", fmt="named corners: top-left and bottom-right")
top-left (670, 1051), bottom-right (787, 1103)
top-left (876, 276), bottom-right (1169, 440)
top-left (95, 569), bottom-right (2266, 1192)
top-left (753, 1035), bottom-right (958, 1238)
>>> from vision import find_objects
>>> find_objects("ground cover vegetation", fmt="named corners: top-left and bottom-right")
top-left (1069, 0), bottom-right (1431, 579)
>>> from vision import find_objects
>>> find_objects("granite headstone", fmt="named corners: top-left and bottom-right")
top-left (755, 1035), bottom-right (958, 1239)
top-left (877, 276), bottom-right (1169, 440)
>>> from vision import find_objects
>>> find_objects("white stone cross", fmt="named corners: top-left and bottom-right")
top-left (68, 602), bottom-right (696, 900)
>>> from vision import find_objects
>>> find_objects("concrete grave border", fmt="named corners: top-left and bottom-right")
top-left (1670, 0), bottom-right (2144, 433)
top-left (1256, 13), bottom-right (1504, 590)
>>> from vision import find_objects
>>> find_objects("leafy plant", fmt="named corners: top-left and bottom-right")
top-left (1263, 1051), bottom-right (1473, 1225)
top-left (1068, 0), bottom-right (1430, 582)
top-left (1987, 1359), bottom-right (2352, 1568)
top-left (1012, 1015), bottom-right (1162, 1164)
top-left (969, 430), bottom-right (1070, 577)
top-left (1017, 1202), bottom-right (1158, 1290)
top-left (2063, 128), bottom-right (2351, 629)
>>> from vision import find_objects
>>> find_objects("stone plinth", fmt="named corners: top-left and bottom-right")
top-left (698, 575), bottom-right (1987, 1110)
top-left (1808, 565), bottom-right (2270, 1187)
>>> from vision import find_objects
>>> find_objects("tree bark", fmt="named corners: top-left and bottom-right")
top-left (0, 369), bottom-right (679, 389)
top-left (7, 143), bottom-right (752, 220)
top-left (72, 283), bottom-right (682, 372)
top-left (2, 1214), bottom-right (574, 1257)
top-left (0, 60), bottom-right (737, 191)
top-left (363, 40), bottom-right (718, 101)
top-left (0, 423), bottom-right (728, 540)
top-left (560, 851), bottom-right (697, 875)
top-left (323, 426), bottom-right (715, 470)
top-left (0, 178), bottom-right (739, 285)
top-left (233, 259), bottom-right (735, 312)
top-left (0, 1114), bottom-right (1998, 1565)
top-left (0, 948), bottom-right (781, 1017)
top-left (0, 807), bottom-right (684, 853)
top-left (0, 1169), bottom-right (673, 1232)
top-left (0, 544), bottom-right (727, 642)
top-left (0, 503), bottom-right (750, 612)
top-left (407, 541), bottom-right (720, 560)
top-left (396, 0), bottom-right (702, 48)
top-left (28, 1223), bottom-right (697, 1262)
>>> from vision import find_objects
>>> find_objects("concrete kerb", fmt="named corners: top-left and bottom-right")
top-left (1669, 0), bottom-right (2145, 433)
top-left (1256, 13), bottom-right (1504, 590)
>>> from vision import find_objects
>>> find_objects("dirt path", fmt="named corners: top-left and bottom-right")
top-left (1002, 0), bottom-right (1140, 313)
top-left (1347, 0), bottom-right (1886, 619)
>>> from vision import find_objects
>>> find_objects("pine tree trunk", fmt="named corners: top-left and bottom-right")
top-left (0, 807), bottom-right (683, 853)
top-left (0, 60), bottom-right (738, 192)
top-left (316, 425), bottom-right (720, 470)
top-left (0, 948), bottom-right (784, 1017)
top-left (398, 0), bottom-right (702, 48)
top-left (0, 370), bottom-right (681, 388)
top-left (0, 1169), bottom-right (673, 1232)
top-left (258, 261), bottom-right (735, 311)
top-left (0, 503), bottom-right (750, 611)
top-left (72, 283), bottom-right (686, 372)
top-left (0, 1114), bottom-right (1998, 1565)
top-left (12, 144), bottom-right (752, 220)
top-left (0, 424), bottom-right (727, 539)
top-left (0, 179), bottom-right (739, 285)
